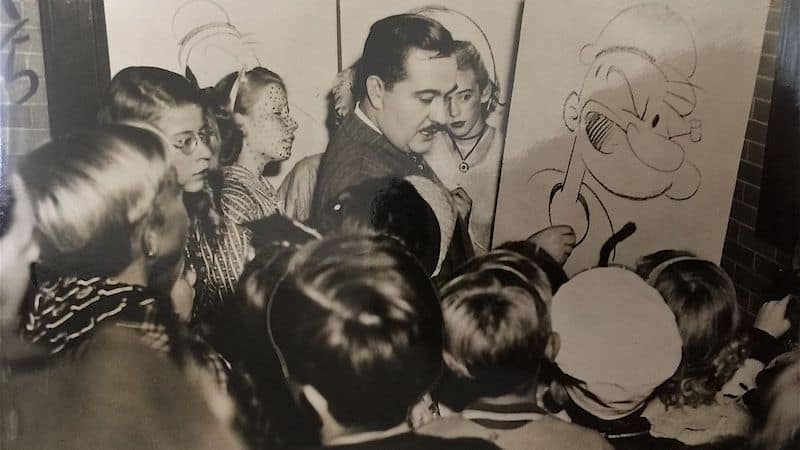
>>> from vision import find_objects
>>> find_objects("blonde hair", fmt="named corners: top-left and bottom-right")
top-left (20, 125), bottom-right (171, 277)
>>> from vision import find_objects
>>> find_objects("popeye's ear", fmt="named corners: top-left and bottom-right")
top-left (563, 91), bottom-right (580, 132)
top-left (365, 75), bottom-right (385, 110)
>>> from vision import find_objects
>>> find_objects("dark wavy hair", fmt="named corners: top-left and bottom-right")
top-left (355, 13), bottom-right (454, 100)
top-left (636, 250), bottom-right (749, 407)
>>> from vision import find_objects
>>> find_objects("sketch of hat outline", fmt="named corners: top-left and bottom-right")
top-left (579, 4), bottom-right (696, 76)
top-left (172, 0), bottom-right (260, 85)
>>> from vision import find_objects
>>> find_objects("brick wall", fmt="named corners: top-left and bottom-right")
top-left (1, 0), bottom-right (50, 158)
top-left (721, 0), bottom-right (794, 317)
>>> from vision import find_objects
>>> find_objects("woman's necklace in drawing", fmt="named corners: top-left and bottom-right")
top-left (453, 125), bottom-right (487, 173)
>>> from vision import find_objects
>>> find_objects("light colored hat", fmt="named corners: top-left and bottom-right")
top-left (552, 267), bottom-right (682, 420)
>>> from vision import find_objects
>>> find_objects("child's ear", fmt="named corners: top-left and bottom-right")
top-left (365, 75), bottom-right (385, 110)
top-left (545, 331), bottom-right (561, 362)
top-left (563, 91), bottom-right (580, 132)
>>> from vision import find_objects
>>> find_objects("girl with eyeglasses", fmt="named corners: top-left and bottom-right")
top-left (98, 66), bottom-right (226, 322)
top-left (98, 66), bottom-right (214, 193)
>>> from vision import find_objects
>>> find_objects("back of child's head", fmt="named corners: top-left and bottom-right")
top-left (97, 66), bottom-right (202, 125)
top-left (551, 267), bottom-right (682, 420)
top-left (434, 250), bottom-right (552, 410)
top-left (19, 125), bottom-right (170, 279)
top-left (316, 177), bottom-right (442, 276)
top-left (636, 250), bottom-right (747, 407)
top-left (267, 234), bottom-right (444, 431)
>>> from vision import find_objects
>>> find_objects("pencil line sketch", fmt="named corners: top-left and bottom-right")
top-left (172, 0), bottom-right (261, 87)
top-left (170, 0), bottom-right (321, 134)
top-left (529, 3), bottom-right (704, 260)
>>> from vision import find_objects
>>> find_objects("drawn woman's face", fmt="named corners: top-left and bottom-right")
top-left (239, 83), bottom-right (298, 163)
top-left (447, 68), bottom-right (489, 139)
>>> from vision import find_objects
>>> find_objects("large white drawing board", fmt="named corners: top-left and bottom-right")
top-left (104, 0), bottom-right (338, 185)
top-left (339, 0), bottom-right (524, 130)
top-left (493, 0), bottom-right (770, 274)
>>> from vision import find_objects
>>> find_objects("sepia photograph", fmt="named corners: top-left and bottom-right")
top-left (1, 0), bottom-right (798, 449)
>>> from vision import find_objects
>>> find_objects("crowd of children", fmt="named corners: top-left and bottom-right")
top-left (1, 11), bottom-right (800, 450)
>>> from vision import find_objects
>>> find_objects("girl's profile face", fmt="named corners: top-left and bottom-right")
top-left (239, 82), bottom-right (298, 162)
top-left (154, 103), bottom-right (211, 193)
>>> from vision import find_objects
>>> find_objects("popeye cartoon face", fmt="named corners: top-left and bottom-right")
top-left (563, 50), bottom-right (701, 200)
top-left (559, 3), bottom-right (703, 202)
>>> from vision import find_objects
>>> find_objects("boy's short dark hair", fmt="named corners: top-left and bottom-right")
top-left (354, 14), bottom-right (454, 100)
top-left (268, 234), bottom-right (444, 430)
top-left (435, 250), bottom-right (552, 410)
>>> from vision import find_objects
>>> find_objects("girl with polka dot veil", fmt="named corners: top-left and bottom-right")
top-left (186, 67), bottom-right (299, 321)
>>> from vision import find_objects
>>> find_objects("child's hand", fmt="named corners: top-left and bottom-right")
top-left (527, 225), bottom-right (577, 265)
top-left (754, 295), bottom-right (791, 338)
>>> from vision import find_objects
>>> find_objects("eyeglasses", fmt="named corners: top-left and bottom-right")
top-left (171, 127), bottom-right (214, 155)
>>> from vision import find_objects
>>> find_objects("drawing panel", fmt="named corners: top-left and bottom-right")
top-left (339, 0), bottom-right (523, 249)
top-left (104, 0), bottom-right (338, 185)
top-left (494, 0), bottom-right (770, 273)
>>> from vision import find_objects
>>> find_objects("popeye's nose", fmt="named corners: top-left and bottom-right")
top-left (626, 122), bottom-right (684, 172)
